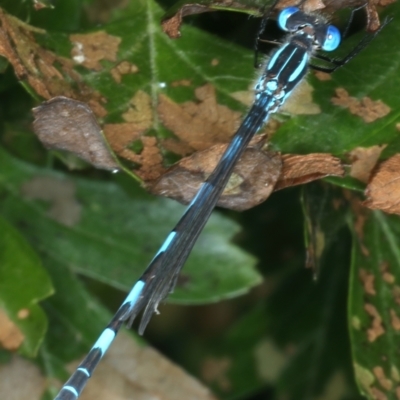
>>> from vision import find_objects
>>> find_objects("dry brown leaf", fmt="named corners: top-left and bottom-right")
top-left (364, 154), bottom-right (400, 215)
top-left (70, 31), bottom-right (121, 71)
top-left (0, 356), bottom-right (45, 400)
top-left (0, 9), bottom-right (106, 116)
top-left (72, 332), bottom-right (216, 400)
top-left (158, 84), bottom-right (241, 152)
top-left (150, 136), bottom-right (282, 211)
top-left (21, 176), bottom-right (82, 226)
top-left (274, 153), bottom-right (344, 191)
top-left (32, 97), bottom-right (119, 171)
top-left (0, 309), bottom-right (24, 351)
top-left (331, 88), bottom-right (391, 123)
top-left (349, 145), bottom-right (386, 183)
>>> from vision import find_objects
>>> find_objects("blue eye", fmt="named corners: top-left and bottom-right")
top-left (277, 7), bottom-right (300, 31)
top-left (322, 25), bottom-right (341, 51)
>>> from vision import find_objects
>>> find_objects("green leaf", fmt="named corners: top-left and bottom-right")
top-left (349, 210), bottom-right (400, 399)
top-left (300, 182), bottom-right (349, 276)
top-left (0, 146), bottom-right (260, 304)
top-left (0, 214), bottom-right (53, 357)
top-left (270, 229), bottom-right (361, 400)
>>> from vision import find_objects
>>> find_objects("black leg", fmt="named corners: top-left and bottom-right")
top-left (254, 0), bottom-right (294, 68)
top-left (310, 15), bottom-right (392, 73)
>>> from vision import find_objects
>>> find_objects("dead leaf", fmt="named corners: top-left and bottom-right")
top-left (158, 84), bottom-right (242, 152)
top-left (71, 332), bottom-right (216, 400)
top-left (0, 356), bottom-right (45, 399)
top-left (70, 31), bottom-right (121, 71)
top-left (349, 145), bottom-right (386, 183)
top-left (364, 154), bottom-right (400, 215)
top-left (0, 9), bottom-right (106, 116)
top-left (150, 136), bottom-right (282, 211)
top-left (32, 96), bottom-right (119, 171)
top-left (0, 309), bottom-right (24, 351)
top-left (274, 153), bottom-right (344, 191)
top-left (21, 175), bottom-right (82, 226)
top-left (331, 88), bottom-right (391, 123)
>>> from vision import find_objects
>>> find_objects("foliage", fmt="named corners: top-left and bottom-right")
top-left (0, 0), bottom-right (399, 399)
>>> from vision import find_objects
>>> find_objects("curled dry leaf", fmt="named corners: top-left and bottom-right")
top-left (32, 97), bottom-right (119, 171)
top-left (0, 8), bottom-right (106, 116)
top-left (274, 153), bottom-right (344, 191)
top-left (331, 88), bottom-right (391, 123)
top-left (349, 145), bottom-right (386, 183)
top-left (150, 136), bottom-right (282, 211)
top-left (72, 332), bottom-right (216, 400)
top-left (0, 309), bottom-right (24, 351)
top-left (364, 154), bottom-right (400, 215)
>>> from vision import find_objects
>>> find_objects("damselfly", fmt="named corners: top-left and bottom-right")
top-left (54, 4), bottom-right (387, 400)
